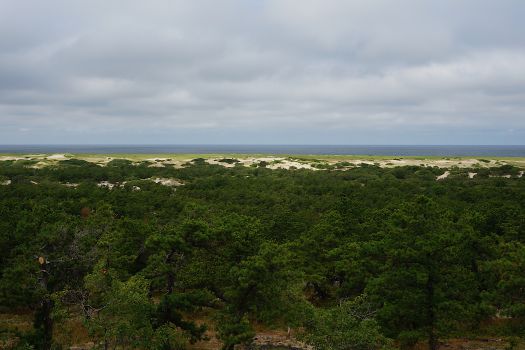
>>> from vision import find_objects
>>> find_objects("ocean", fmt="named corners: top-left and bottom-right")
top-left (0, 145), bottom-right (525, 157)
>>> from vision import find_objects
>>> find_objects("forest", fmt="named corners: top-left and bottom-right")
top-left (0, 158), bottom-right (524, 350)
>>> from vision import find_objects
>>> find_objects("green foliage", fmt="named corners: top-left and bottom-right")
top-left (225, 242), bottom-right (302, 323)
top-left (486, 242), bottom-right (525, 336)
top-left (106, 159), bottom-right (134, 167)
top-left (367, 197), bottom-right (480, 349)
top-left (301, 295), bottom-right (392, 350)
top-left (0, 158), bottom-right (524, 349)
top-left (82, 272), bottom-right (191, 349)
top-left (215, 313), bottom-right (254, 350)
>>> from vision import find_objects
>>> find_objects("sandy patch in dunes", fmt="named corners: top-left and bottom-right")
top-left (0, 156), bottom-right (25, 161)
top-left (97, 178), bottom-right (183, 190)
top-left (165, 161), bottom-right (188, 169)
top-left (468, 172), bottom-right (477, 178)
top-left (267, 160), bottom-right (316, 170)
top-left (206, 159), bottom-right (238, 168)
top-left (152, 156), bottom-right (523, 172)
top-left (1, 179), bottom-right (11, 185)
top-left (30, 161), bottom-right (50, 169)
top-left (145, 158), bottom-right (171, 167)
top-left (145, 158), bottom-right (171, 162)
top-left (148, 162), bottom-right (165, 168)
top-left (334, 158), bottom-right (504, 169)
top-left (229, 157), bottom-right (318, 170)
top-left (63, 183), bottom-right (79, 188)
top-left (97, 181), bottom-right (116, 189)
top-left (2, 154), bottom-right (524, 173)
top-left (128, 156), bottom-right (319, 169)
top-left (436, 171), bottom-right (450, 180)
top-left (151, 178), bottom-right (184, 186)
top-left (47, 154), bottom-right (67, 160)
top-left (141, 158), bottom-right (187, 168)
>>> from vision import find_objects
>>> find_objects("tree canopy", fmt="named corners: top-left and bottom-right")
top-left (0, 159), bottom-right (524, 349)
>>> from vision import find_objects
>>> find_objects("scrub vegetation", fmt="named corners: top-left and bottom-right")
top-left (0, 158), bottom-right (524, 350)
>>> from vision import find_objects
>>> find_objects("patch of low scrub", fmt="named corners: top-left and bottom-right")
top-left (218, 158), bottom-right (240, 164)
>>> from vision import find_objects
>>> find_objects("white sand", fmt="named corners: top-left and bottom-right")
top-left (96, 178), bottom-right (183, 190)
top-left (62, 183), bottom-right (79, 188)
top-left (207, 159), bottom-right (238, 168)
top-left (30, 161), bottom-right (50, 169)
top-left (0, 156), bottom-right (25, 161)
top-left (436, 171), bottom-right (450, 180)
top-left (1, 154), bottom-right (524, 176)
top-left (148, 162), bottom-right (165, 168)
top-left (46, 154), bottom-right (67, 160)
top-left (97, 181), bottom-right (116, 189)
top-left (145, 158), bottom-right (170, 162)
top-left (219, 157), bottom-right (318, 170)
top-left (151, 178), bottom-right (184, 186)
top-left (268, 160), bottom-right (316, 170)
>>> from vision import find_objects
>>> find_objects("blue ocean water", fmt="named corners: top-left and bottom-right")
top-left (0, 145), bottom-right (524, 157)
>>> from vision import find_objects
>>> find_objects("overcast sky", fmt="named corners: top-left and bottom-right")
top-left (1, 0), bottom-right (524, 144)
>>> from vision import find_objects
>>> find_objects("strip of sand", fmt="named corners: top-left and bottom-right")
top-left (0, 154), bottom-right (524, 171)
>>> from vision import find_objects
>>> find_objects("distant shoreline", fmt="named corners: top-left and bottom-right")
top-left (2, 153), bottom-right (525, 160)
top-left (2, 152), bottom-right (525, 159)
top-left (1, 145), bottom-right (525, 157)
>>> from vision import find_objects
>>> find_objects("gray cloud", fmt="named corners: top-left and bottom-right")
top-left (0, 0), bottom-right (524, 144)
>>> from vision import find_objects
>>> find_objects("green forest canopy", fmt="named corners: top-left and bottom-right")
top-left (0, 158), bottom-right (524, 350)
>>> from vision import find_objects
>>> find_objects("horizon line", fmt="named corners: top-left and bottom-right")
top-left (1, 144), bottom-right (525, 147)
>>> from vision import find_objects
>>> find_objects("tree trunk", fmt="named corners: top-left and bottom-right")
top-left (167, 271), bottom-right (175, 294)
top-left (41, 297), bottom-right (54, 350)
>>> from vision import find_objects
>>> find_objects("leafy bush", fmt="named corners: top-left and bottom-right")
top-left (300, 295), bottom-right (392, 350)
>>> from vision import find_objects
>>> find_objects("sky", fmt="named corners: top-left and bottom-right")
top-left (1, 0), bottom-right (524, 145)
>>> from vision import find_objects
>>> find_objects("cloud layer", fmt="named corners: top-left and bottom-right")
top-left (1, 0), bottom-right (524, 144)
